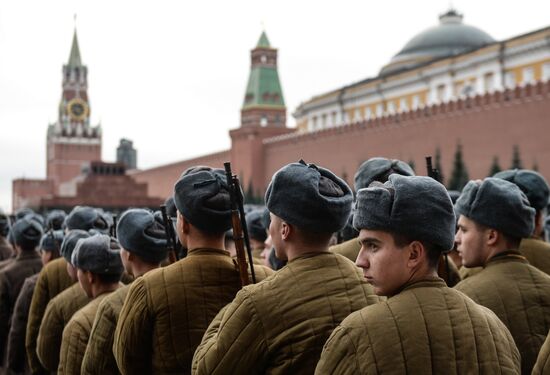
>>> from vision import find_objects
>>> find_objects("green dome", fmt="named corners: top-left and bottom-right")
top-left (380, 10), bottom-right (495, 76)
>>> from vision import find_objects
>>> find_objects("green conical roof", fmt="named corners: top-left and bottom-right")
top-left (68, 29), bottom-right (82, 67)
top-left (256, 31), bottom-right (271, 48)
top-left (243, 66), bottom-right (285, 109)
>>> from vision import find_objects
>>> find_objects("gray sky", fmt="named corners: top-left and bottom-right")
top-left (1, 0), bottom-right (549, 213)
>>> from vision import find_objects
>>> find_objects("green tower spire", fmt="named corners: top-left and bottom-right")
top-left (256, 31), bottom-right (271, 48)
top-left (68, 29), bottom-right (83, 67)
top-left (242, 31), bottom-right (285, 110)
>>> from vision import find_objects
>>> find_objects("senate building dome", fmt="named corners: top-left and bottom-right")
top-left (380, 9), bottom-right (495, 76)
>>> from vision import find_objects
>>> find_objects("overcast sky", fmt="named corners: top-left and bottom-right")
top-left (1, 0), bottom-right (549, 212)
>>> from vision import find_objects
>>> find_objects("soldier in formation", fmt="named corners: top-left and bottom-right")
top-left (1, 160), bottom-right (550, 374)
top-left (315, 174), bottom-right (520, 374)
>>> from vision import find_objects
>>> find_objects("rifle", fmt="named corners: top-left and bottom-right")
top-left (425, 156), bottom-right (441, 183)
top-left (426, 155), bottom-right (449, 281)
top-left (110, 214), bottom-right (117, 238)
top-left (224, 162), bottom-right (256, 286)
top-left (160, 205), bottom-right (178, 264)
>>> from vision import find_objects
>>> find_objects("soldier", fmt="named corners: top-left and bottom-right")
top-left (330, 157), bottom-right (461, 286)
top-left (192, 160), bottom-right (380, 374)
top-left (81, 209), bottom-right (168, 374)
top-left (454, 177), bottom-right (550, 374)
top-left (6, 230), bottom-right (63, 375)
top-left (36, 230), bottom-right (91, 372)
top-left (316, 175), bottom-right (520, 375)
top-left (45, 210), bottom-right (66, 231)
top-left (26, 206), bottom-right (105, 374)
top-left (57, 234), bottom-right (124, 374)
top-left (245, 209), bottom-right (267, 264)
top-left (0, 217), bottom-right (43, 366)
top-left (495, 169), bottom-right (550, 273)
top-left (113, 167), bottom-right (273, 374)
top-left (330, 157), bottom-right (415, 262)
top-left (0, 210), bottom-right (13, 261)
top-left (64, 206), bottom-right (109, 234)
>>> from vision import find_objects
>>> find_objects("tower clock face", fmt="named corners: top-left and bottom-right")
top-left (67, 98), bottom-right (89, 121)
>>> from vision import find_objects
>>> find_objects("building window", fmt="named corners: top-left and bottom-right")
top-left (437, 84), bottom-right (446, 102)
top-left (365, 107), bottom-right (372, 120)
top-left (387, 101), bottom-right (396, 115)
top-left (322, 114), bottom-right (327, 127)
top-left (484, 72), bottom-right (495, 93)
top-left (522, 67), bottom-right (535, 85)
top-left (505, 71), bottom-right (516, 88)
top-left (332, 111), bottom-right (337, 125)
top-left (354, 108), bottom-right (361, 122)
top-left (376, 104), bottom-right (383, 117)
top-left (311, 116), bottom-right (317, 130)
top-left (412, 95), bottom-right (420, 110)
top-left (543, 63), bottom-right (550, 81)
top-left (399, 98), bottom-right (408, 112)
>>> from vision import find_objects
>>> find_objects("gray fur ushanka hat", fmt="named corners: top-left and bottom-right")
top-left (60, 229), bottom-right (91, 263)
top-left (354, 157), bottom-right (415, 191)
top-left (173, 167), bottom-right (232, 233)
top-left (455, 177), bottom-right (535, 238)
top-left (265, 160), bottom-right (353, 233)
top-left (12, 217), bottom-right (44, 248)
top-left (493, 169), bottom-right (550, 211)
top-left (354, 174), bottom-right (456, 251)
top-left (71, 234), bottom-right (124, 276)
top-left (117, 208), bottom-right (168, 263)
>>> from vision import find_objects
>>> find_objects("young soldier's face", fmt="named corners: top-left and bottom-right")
top-left (455, 215), bottom-right (487, 267)
top-left (356, 229), bottom-right (411, 296)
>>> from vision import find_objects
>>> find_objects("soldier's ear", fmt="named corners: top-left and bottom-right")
top-left (407, 241), bottom-right (424, 268)
top-left (486, 228), bottom-right (499, 246)
top-left (86, 270), bottom-right (95, 285)
top-left (281, 221), bottom-right (291, 241)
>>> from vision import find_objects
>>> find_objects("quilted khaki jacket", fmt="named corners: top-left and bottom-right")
top-left (329, 238), bottom-right (360, 262)
top-left (6, 274), bottom-right (37, 374)
top-left (26, 257), bottom-right (74, 374)
top-left (192, 251), bottom-right (380, 375)
top-left (315, 278), bottom-right (520, 375)
top-left (460, 238), bottom-right (550, 281)
top-left (36, 283), bottom-right (90, 372)
top-left (113, 248), bottom-right (273, 375)
top-left (455, 251), bottom-right (550, 374)
top-left (58, 291), bottom-right (113, 375)
top-left (533, 330), bottom-right (550, 374)
top-left (0, 236), bottom-right (13, 261)
top-left (0, 250), bottom-right (42, 364)
top-left (519, 237), bottom-right (550, 275)
top-left (81, 284), bottom-right (130, 375)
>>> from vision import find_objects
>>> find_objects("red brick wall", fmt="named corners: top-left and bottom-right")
top-left (131, 81), bottom-right (550, 202)
top-left (12, 179), bottom-right (54, 211)
top-left (261, 82), bottom-right (550, 191)
top-left (47, 141), bottom-right (101, 190)
top-left (130, 150), bottom-right (232, 200)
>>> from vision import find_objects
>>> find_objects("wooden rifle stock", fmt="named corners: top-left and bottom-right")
top-left (224, 162), bottom-right (251, 287)
top-left (426, 155), bottom-right (449, 280)
top-left (233, 175), bottom-right (257, 284)
top-left (160, 205), bottom-right (178, 264)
